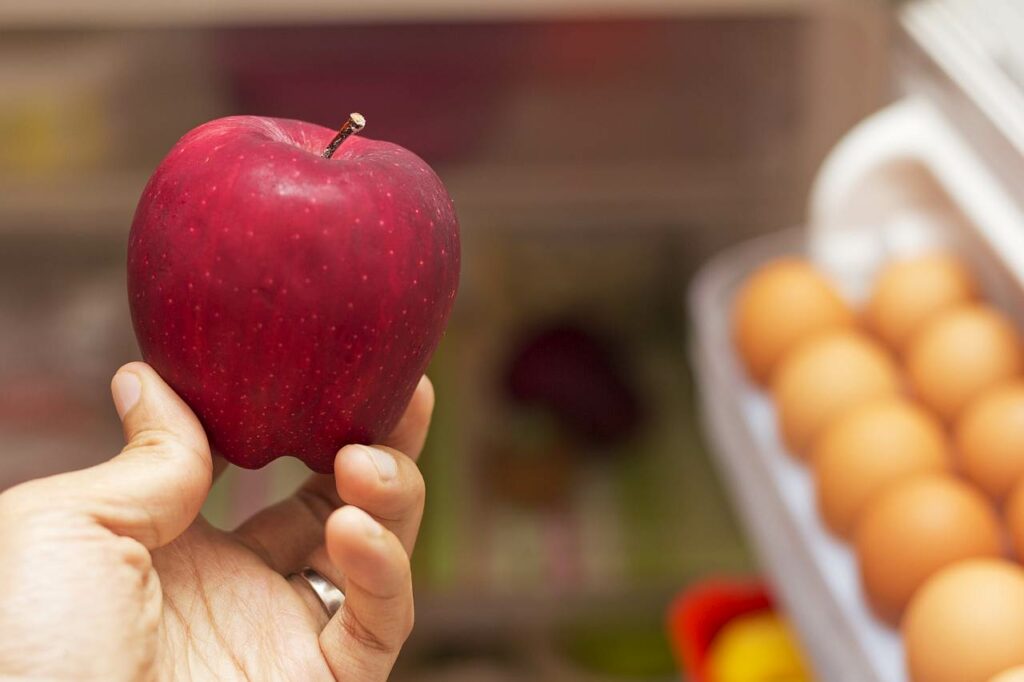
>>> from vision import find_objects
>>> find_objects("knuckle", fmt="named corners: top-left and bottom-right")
top-left (340, 608), bottom-right (394, 655)
top-left (125, 428), bottom-right (212, 481)
top-left (125, 427), bottom-right (175, 451)
top-left (127, 428), bottom-right (189, 458)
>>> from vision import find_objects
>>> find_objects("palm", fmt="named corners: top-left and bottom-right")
top-left (150, 375), bottom-right (433, 682)
top-left (155, 520), bottom-right (335, 681)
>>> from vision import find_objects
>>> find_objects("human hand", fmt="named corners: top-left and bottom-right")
top-left (0, 362), bottom-right (432, 681)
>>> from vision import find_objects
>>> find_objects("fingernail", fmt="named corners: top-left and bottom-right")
top-left (112, 372), bottom-right (142, 420)
top-left (358, 445), bottom-right (398, 482)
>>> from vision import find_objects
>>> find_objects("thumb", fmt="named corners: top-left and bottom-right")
top-left (76, 362), bottom-right (213, 549)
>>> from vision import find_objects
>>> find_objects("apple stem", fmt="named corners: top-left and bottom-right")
top-left (322, 113), bottom-right (366, 159)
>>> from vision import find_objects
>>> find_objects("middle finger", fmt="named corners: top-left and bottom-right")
top-left (333, 444), bottom-right (426, 557)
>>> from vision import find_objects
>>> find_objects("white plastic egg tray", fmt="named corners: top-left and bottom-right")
top-left (691, 229), bottom-right (903, 682)
top-left (689, 96), bottom-right (1024, 682)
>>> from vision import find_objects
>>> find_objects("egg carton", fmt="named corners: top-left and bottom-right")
top-left (689, 8), bottom-right (1024, 678)
top-left (692, 227), bottom-right (903, 682)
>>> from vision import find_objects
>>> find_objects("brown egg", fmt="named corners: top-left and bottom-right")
top-left (813, 397), bottom-right (950, 539)
top-left (772, 330), bottom-right (901, 457)
top-left (906, 304), bottom-right (1023, 422)
top-left (1005, 479), bottom-right (1024, 559)
top-left (854, 474), bottom-right (1002, 625)
top-left (733, 258), bottom-right (853, 385)
top-left (904, 559), bottom-right (1024, 682)
top-left (866, 253), bottom-right (977, 353)
top-left (991, 667), bottom-right (1024, 682)
top-left (955, 382), bottom-right (1024, 503)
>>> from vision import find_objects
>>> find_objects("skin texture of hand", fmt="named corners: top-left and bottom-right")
top-left (0, 362), bottom-right (432, 681)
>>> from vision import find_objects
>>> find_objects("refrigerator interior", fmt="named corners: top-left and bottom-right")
top-left (0, 3), bottom-right (889, 680)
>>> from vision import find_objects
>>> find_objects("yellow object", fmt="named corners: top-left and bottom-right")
top-left (0, 92), bottom-right (108, 174)
top-left (706, 612), bottom-right (812, 682)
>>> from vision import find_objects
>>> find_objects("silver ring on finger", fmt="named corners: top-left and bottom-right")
top-left (290, 567), bottom-right (345, 617)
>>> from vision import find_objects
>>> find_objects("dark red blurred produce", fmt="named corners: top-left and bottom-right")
top-left (505, 322), bottom-right (643, 445)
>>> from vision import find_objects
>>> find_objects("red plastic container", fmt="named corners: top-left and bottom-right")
top-left (666, 580), bottom-right (774, 682)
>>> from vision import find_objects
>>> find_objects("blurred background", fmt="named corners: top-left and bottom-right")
top-left (0, 1), bottom-right (893, 679)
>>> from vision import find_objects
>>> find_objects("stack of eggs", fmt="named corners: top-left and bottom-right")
top-left (733, 254), bottom-right (1024, 682)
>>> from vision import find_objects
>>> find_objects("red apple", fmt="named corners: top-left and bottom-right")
top-left (127, 115), bottom-right (459, 473)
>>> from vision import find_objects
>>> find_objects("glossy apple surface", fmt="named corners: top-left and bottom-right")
top-left (128, 116), bottom-right (459, 472)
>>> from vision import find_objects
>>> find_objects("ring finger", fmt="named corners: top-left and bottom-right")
top-left (287, 548), bottom-right (348, 629)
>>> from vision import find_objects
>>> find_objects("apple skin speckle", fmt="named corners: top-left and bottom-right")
top-left (127, 115), bottom-right (460, 473)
